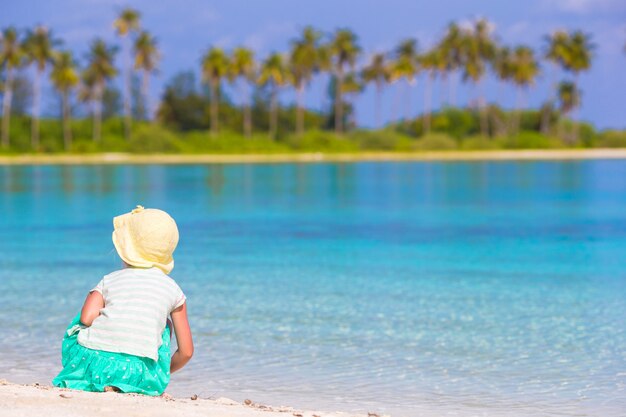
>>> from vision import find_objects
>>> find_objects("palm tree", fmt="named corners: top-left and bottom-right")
top-left (201, 47), bottom-right (229, 136)
top-left (545, 30), bottom-right (569, 69)
top-left (361, 53), bottom-right (390, 128)
top-left (340, 72), bottom-right (363, 129)
top-left (460, 19), bottom-right (496, 136)
top-left (78, 67), bottom-right (96, 127)
top-left (429, 45), bottom-right (451, 109)
top-left (419, 49), bottom-right (443, 133)
top-left (289, 26), bottom-right (324, 136)
top-left (438, 22), bottom-right (464, 106)
top-left (50, 51), bottom-right (79, 150)
top-left (329, 29), bottom-right (360, 134)
top-left (23, 25), bottom-right (58, 149)
top-left (492, 47), bottom-right (512, 102)
top-left (133, 31), bottom-right (159, 121)
top-left (491, 46), bottom-right (513, 136)
top-left (389, 39), bottom-right (418, 124)
top-left (0, 27), bottom-right (23, 149)
top-left (564, 31), bottom-right (593, 80)
top-left (556, 81), bottom-right (580, 143)
top-left (542, 31), bottom-right (569, 134)
top-left (113, 7), bottom-right (141, 139)
top-left (562, 30), bottom-right (593, 142)
top-left (84, 39), bottom-right (118, 142)
top-left (509, 46), bottom-right (540, 134)
top-left (229, 47), bottom-right (256, 137)
top-left (258, 53), bottom-right (289, 139)
top-left (559, 82), bottom-right (580, 111)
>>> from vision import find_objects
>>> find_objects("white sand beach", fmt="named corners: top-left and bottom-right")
top-left (0, 380), bottom-right (376, 417)
top-left (1, 149), bottom-right (626, 165)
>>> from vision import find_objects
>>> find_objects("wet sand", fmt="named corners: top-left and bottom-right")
top-left (0, 380), bottom-right (375, 417)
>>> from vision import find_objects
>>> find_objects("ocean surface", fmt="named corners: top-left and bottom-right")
top-left (0, 161), bottom-right (625, 417)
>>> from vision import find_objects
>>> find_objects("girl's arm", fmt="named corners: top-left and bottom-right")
top-left (80, 291), bottom-right (104, 326)
top-left (170, 302), bottom-right (194, 373)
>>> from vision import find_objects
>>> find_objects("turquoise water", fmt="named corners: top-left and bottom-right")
top-left (0, 161), bottom-right (625, 416)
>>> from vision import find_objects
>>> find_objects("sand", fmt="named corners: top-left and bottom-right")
top-left (1, 149), bottom-right (626, 165)
top-left (0, 380), bottom-right (377, 417)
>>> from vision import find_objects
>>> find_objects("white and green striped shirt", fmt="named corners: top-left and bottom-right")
top-left (77, 267), bottom-right (186, 361)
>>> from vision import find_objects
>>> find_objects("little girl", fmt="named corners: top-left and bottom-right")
top-left (53, 205), bottom-right (193, 396)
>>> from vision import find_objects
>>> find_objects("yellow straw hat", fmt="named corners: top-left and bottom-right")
top-left (112, 205), bottom-right (179, 274)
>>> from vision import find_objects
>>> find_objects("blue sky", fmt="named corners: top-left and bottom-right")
top-left (3, 0), bottom-right (626, 129)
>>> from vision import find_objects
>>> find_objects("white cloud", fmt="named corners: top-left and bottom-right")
top-left (545, 0), bottom-right (626, 13)
top-left (506, 21), bottom-right (529, 37)
top-left (243, 22), bottom-right (296, 54)
top-left (213, 36), bottom-right (233, 49)
top-left (590, 22), bottom-right (626, 58)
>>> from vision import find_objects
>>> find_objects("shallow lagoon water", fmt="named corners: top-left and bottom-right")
top-left (0, 161), bottom-right (625, 416)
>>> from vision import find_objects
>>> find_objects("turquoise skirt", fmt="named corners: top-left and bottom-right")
top-left (52, 314), bottom-right (171, 396)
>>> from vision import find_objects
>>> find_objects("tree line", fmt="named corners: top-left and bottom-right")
top-left (0, 7), bottom-right (605, 152)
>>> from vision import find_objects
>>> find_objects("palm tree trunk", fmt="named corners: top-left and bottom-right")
top-left (242, 82), bottom-right (252, 138)
top-left (210, 78), bottom-right (219, 136)
top-left (62, 91), bottom-right (72, 151)
top-left (1, 67), bottom-right (13, 149)
top-left (123, 37), bottom-right (132, 140)
top-left (572, 74), bottom-right (580, 143)
top-left (541, 63), bottom-right (558, 135)
top-left (496, 80), bottom-right (504, 108)
top-left (540, 104), bottom-right (552, 137)
top-left (449, 72), bottom-right (457, 108)
top-left (404, 79), bottom-right (413, 128)
top-left (477, 79), bottom-right (489, 137)
top-left (375, 81), bottom-right (382, 128)
top-left (348, 96), bottom-right (357, 128)
top-left (480, 109), bottom-right (488, 137)
top-left (296, 83), bottom-right (304, 137)
top-left (142, 70), bottom-right (150, 121)
top-left (423, 73), bottom-right (433, 133)
top-left (440, 72), bottom-right (448, 108)
top-left (557, 112), bottom-right (566, 143)
top-left (392, 83), bottom-right (401, 124)
top-left (334, 67), bottom-right (343, 134)
top-left (31, 68), bottom-right (42, 149)
top-left (515, 87), bottom-right (523, 136)
top-left (269, 86), bottom-right (278, 139)
top-left (492, 81), bottom-right (505, 137)
top-left (94, 83), bottom-right (103, 142)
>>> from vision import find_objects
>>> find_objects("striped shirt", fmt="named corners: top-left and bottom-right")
top-left (77, 267), bottom-right (186, 361)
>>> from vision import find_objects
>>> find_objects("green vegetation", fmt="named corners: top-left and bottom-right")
top-left (0, 8), bottom-right (624, 154)
top-left (2, 107), bottom-right (624, 154)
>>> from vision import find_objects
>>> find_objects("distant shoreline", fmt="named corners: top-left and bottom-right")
top-left (2, 149), bottom-right (626, 165)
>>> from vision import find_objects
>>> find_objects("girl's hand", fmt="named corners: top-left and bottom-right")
top-left (169, 302), bottom-right (194, 373)
top-left (80, 291), bottom-right (104, 326)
